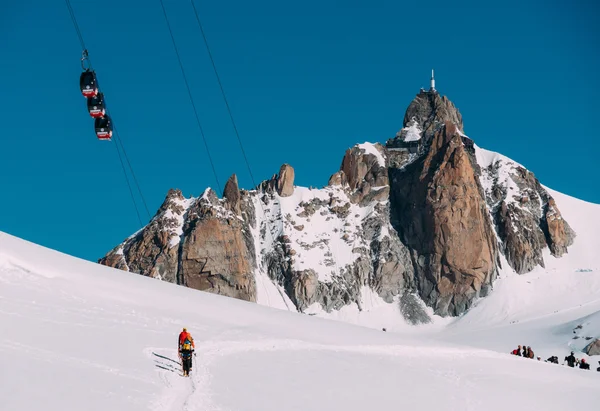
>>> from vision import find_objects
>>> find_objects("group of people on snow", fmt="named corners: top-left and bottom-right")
top-left (511, 345), bottom-right (536, 359)
top-left (511, 345), bottom-right (599, 371)
top-left (562, 351), bottom-right (595, 370)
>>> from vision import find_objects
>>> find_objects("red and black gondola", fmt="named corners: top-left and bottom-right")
top-left (87, 92), bottom-right (106, 118)
top-left (80, 69), bottom-right (98, 98)
top-left (94, 116), bottom-right (113, 140)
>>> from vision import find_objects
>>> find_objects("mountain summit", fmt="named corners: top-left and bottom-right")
top-left (99, 88), bottom-right (575, 319)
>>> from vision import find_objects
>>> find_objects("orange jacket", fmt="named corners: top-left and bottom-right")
top-left (178, 331), bottom-right (195, 349)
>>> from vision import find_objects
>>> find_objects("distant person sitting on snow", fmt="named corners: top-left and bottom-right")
top-left (522, 346), bottom-right (529, 358)
top-left (579, 359), bottom-right (590, 370)
top-left (178, 327), bottom-right (195, 377)
top-left (597, 361), bottom-right (600, 372)
top-left (511, 345), bottom-right (522, 356)
top-left (565, 352), bottom-right (577, 367)
top-left (526, 346), bottom-right (535, 359)
top-left (546, 356), bottom-right (559, 364)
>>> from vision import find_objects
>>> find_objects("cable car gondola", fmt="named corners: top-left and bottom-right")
top-left (94, 116), bottom-right (113, 140)
top-left (87, 92), bottom-right (106, 118)
top-left (80, 69), bottom-right (98, 98)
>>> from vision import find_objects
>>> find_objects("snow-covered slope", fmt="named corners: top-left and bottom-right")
top-left (1, 229), bottom-right (599, 411)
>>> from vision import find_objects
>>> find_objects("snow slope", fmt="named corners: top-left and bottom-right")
top-left (1, 229), bottom-right (599, 411)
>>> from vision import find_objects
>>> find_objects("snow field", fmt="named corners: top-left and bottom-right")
top-left (1, 230), bottom-right (600, 411)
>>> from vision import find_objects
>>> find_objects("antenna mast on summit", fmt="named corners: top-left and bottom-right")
top-left (430, 69), bottom-right (436, 92)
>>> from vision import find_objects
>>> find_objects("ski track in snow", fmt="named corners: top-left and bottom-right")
top-left (148, 339), bottom-right (498, 411)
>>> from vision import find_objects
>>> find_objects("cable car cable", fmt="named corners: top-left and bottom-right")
top-left (113, 136), bottom-right (144, 227)
top-left (187, 1), bottom-right (306, 307)
top-left (112, 121), bottom-right (152, 220)
top-left (158, 0), bottom-right (222, 195)
top-left (189, 0), bottom-right (258, 190)
top-left (65, 0), bottom-right (86, 51)
top-left (187, 1), bottom-right (292, 271)
top-left (65, 0), bottom-right (149, 225)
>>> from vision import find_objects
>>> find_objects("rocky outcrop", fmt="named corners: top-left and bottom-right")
top-left (101, 187), bottom-right (257, 301)
top-left (584, 338), bottom-right (600, 356)
top-left (223, 174), bottom-right (241, 215)
top-left (390, 121), bottom-right (499, 316)
top-left (100, 87), bottom-right (576, 320)
top-left (277, 164), bottom-right (295, 197)
top-left (330, 144), bottom-right (389, 205)
top-left (99, 188), bottom-right (187, 282)
top-left (179, 196), bottom-right (256, 301)
top-left (478, 152), bottom-right (576, 274)
top-left (544, 198), bottom-right (575, 257)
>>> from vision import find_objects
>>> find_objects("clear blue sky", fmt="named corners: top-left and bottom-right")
top-left (1, 0), bottom-right (598, 262)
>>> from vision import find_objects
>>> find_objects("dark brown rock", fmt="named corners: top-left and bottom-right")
top-left (390, 122), bottom-right (499, 316)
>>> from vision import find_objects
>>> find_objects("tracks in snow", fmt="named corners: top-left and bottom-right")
top-left (147, 339), bottom-right (500, 411)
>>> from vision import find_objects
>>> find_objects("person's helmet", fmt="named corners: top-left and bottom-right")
top-left (183, 327), bottom-right (187, 332)
top-left (518, 345), bottom-right (521, 348)
top-left (581, 358), bottom-right (586, 363)
top-left (571, 351), bottom-right (574, 355)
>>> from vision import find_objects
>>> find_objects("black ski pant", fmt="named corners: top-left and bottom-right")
top-left (181, 351), bottom-right (193, 374)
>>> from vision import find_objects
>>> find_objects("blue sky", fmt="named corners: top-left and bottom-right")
top-left (1, 0), bottom-right (598, 262)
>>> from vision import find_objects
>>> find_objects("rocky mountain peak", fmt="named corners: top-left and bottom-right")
top-left (99, 86), bottom-right (577, 321)
top-left (387, 90), bottom-right (464, 150)
top-left (405, 90), bottom-right (463, 133)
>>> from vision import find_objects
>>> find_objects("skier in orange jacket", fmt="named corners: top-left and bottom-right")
top-left (178, 327), bottom-right (195, 377)
top-left (178, 327), bottom-right (195, 352)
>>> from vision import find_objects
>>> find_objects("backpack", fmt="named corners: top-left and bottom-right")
top-left (182, 337), bottom-right (193, 351)
top-left (511, 349), bottom-right (518, 355)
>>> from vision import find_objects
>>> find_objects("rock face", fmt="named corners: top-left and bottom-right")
top-left (477, 147), bottom-right (576, 274)
top-left (100, 88), bottom-right (576, 319)
top-left (101, 183), bottom-right (257, 302)
top-left (178, 189), bottom-right (256, 301)
top-left (584, 339), bottom-right (600, 356)
top-left (389, 120), bottom-right (499, 316)
top-left (544, 198), bottom-right (575, 257)
top-left (333, 144), bottom-right (389, 205)
top-left (99, 188), bottom-right (186, 283)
